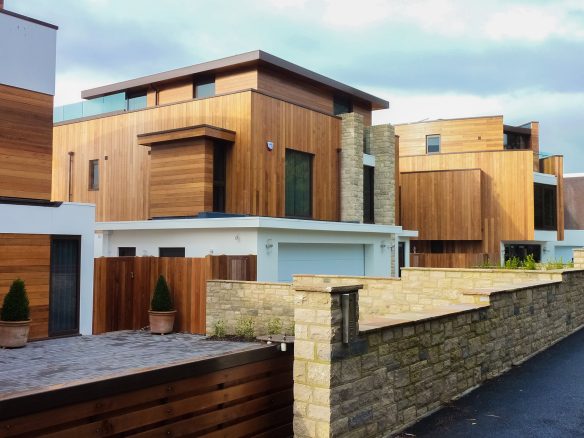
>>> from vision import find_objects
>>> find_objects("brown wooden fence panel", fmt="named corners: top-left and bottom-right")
top-left (93, 255), bottom-right (257, 335)
top-left (0, 349), bottom-right (293, 438)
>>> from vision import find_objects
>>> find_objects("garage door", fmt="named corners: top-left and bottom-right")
top-left (278, 243), bottom-right (365, 282)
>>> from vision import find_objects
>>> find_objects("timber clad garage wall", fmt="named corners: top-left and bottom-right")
top-left (277, 243), bottom-right (365, 282)
top-left (0, 234), bottom-right (51, 339)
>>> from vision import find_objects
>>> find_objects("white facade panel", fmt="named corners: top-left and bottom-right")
top-left (0, 12), bottom-right (56, 95)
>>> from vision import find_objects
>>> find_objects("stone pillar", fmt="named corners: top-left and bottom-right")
top-left (370, 124), bottom-right (395, 225)
top-left (340, 113), bottom-right (364, 223)
top-left (293, 282), bottom-right (364, 438)
top-left (573, 248), bottom-right (584, 268)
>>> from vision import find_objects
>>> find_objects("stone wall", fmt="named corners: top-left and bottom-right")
top-left (206, 280), bottom-right (294, 336)
top-left (369, 124), bottom-right (395, 225)
top-left (292, 269), bottom-right (584, 437)
top-left (574, 248), bottom-right (584, 268)
top-left (340, 113), bottom-right (364, 223)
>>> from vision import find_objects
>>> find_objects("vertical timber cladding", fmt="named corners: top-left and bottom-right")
top-left (400, 150), bottom-right (535, 263)
top-left (0, 84), bottom-right (53, 200)
top-left (0, 234), bottom-right (51, 339)
top-left (250, 92), bottom-right (341, 220)
top-left (149, 139), bottom-right (214, 218)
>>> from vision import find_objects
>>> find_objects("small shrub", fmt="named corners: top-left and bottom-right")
top-left (213, 319), bottom-right (226, 338)
top-left (266, 318), bottom-right (283, 336)
top-left (505, 257), bottom-right (521, 270)
top-left (151, 275), bottom-right (173, 311)
top-left (1, 279), bottom-right (30, 322)
top-left (524, 254), bottom-right (537, 270)
top-left (235, 316), bottom-right (255, 339)
top-left (285, 322), bottom-right (295, 337)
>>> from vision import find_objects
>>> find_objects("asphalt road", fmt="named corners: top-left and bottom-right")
top-left (401, 328), bottom-right (584, 438)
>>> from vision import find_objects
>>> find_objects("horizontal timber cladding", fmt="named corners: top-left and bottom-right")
top-left (0, 84), bottom-right (53, 200)
top-left (149, 139), bottom-right (214, 218)
top-left (53, 90), bottom-right (342, 222)
top-left (250, 92), bottom-right (341, 220)
top-left (400, 169), bottom-right (482, 240)
top-left (395, 115), bottom-right (505, 156)
top-left (400, 150), bottom-right (535, 265)
top-left (0, 347), bottom-right (294, 437)
top-left (92, 255), bottom-right (257, 335)
top-left (0, 234), bottom-right (51, 339)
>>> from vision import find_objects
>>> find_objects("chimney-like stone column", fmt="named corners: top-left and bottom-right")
top-left (340, 113), bottom-right (364, 223)
top-left (370, 124), bottom-right (396, 225)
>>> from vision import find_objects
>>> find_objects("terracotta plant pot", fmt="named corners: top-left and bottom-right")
top-left (0, 320), bottom-right (30, 348)
top-left (149, 310), bottom-right (176, 334)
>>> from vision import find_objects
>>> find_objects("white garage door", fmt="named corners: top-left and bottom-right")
top-left (278, 243), bottom-right (365, 282)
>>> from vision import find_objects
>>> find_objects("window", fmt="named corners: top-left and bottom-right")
top-left (363, 166), bottom-right (374, 223)
top-left (430, 241), bottom-right (444, 253)
top-left (504, 131), bottom-right (529, 150)
top-left (159, 247), bottom-right (185, 257)
top-left (194, 77), bottom-right (215, 98)
top-left (126, 91), bottom-right (147, 111)
top-left (505, 244), bottom-right (541, 263)
top-left (285, 149), bottom-right (312, 218)
top-left (426, 135), bottom-right (440, 154)
top-left (534, 183), bottom-right (557, 230)
top-left (333, 94), bottom-right (352, 115)
top-left (89, 159), bottom-right (99, 190)
top-left (213, 144), bottom-right (227, 212)
top-left (118, 247), bottom-right (136, 257)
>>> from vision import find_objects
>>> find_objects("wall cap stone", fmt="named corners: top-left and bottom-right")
top-left (403, 267), bottom-right (583, 274)
top-left (293, 274), bottom-right (401, 282)
top-left (207, 279), bottom-right (291, 286)
top-left (294, 284), bottom-right (363, 294)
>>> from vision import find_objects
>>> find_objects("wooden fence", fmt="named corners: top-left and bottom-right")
top-left (93, 255), bottom-right (256, 335)
top-left (410, 252), bottom-right (489, 268)
top-left (0, 346), bottom-right (293, 437)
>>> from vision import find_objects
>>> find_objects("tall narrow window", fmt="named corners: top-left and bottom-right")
top-left (89, 159), bottom-right (99, 190)
top-left (426, 135), bottom-right (440, 154)
top-left (534, 183), bottom-right (557, 230)
top-left (333, 94), bottom-right (352, 115)
top-left (285, 149), bottom-right (313, 218)
top-left (194, 76), bottom-right (216, 98)
top-left (363, 166), bottom-right (375, 223)
top-left (213, 144), bottom-right (227, 212)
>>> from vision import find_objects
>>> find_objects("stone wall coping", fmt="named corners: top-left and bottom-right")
top-left (293, 274), bottom-right (401, 282)
top-left (461, 280), bottom-right (562, 296)
top-left (403, 267), bottom-right (584, 274)
top-left (359, 303), bottom-right (489, 333)
top-left (206, 279), bottom-right (291, 287)
top-left (294, 284), bottom-right (364, 294)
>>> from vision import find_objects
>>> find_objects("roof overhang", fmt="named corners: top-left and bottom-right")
top-left (137, 124), bottom-right (236, 146)
top-left (81, 50), bottom-right (389, 110)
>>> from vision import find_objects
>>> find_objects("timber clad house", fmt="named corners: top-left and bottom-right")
top-left (396, 116), bottom-right (564, 268)
top-left (555, 173), bottom-right (584, 260)
top-left (0, 6), bottom-right (94, 339)
top-left (52, 51), bottom-right (416, 280)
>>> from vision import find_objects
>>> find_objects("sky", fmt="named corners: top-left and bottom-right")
top-left (7, 0), bottom-right (584, 171)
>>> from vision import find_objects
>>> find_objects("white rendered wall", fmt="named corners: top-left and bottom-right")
top-left (554, 230), bottom-right (584, 262)
top-left (0, 202), bottom-right (95, 335)
top-left (0, 12), bottom-right (56, 95)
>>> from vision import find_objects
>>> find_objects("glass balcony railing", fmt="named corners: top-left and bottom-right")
top-left (53, 92), bottom-right (147, 123)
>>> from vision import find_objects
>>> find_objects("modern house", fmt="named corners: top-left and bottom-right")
top-left (0, 5), bottom-right (94, 339)
top-left (52, 51), bottom-right (416, 280)
top-left (554, 173), bottom-right (584, 261)
top-left (395, 115), bottom-right (563, 268)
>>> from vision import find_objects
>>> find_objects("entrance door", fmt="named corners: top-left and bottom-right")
top-left (49, 236), bottom-right (81, 337)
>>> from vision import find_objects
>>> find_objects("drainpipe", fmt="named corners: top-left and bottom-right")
top-left (68, 151), bottom-right (74, 202)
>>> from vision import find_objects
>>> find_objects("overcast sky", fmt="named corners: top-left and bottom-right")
top-left (8, 0), bottom-right (584, 171)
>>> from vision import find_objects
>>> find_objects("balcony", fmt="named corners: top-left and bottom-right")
top-left (53, 91), bottom-right (147, 123)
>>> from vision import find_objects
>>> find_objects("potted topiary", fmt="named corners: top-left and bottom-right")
top-left (149, 275), bottom-right (176, 334)
top-left (0, 279), bottom-right (31, 348)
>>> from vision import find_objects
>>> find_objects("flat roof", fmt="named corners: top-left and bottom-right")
top-left (0, 8), bottom-right (58, 30)
top-left (81, 50), bottom-right (389, 110)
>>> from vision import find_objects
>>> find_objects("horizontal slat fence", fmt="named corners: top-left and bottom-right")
top-left (93, 255), bottom-right (256, 335)
top-left (410, 252), bottom-right (488, 269)
top-left (0, 349), bottom-right (293, 437)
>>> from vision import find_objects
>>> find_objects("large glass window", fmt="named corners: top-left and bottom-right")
top-left (363, 166), bottom-right (374, 223)
top-left (333, 94), bottom-right (352, 115)
top-left (285, 149), bottom-right (313, 218)
top-left (89, 159), bottom-right (99, 191)
top-left (534, 183), bottom-right (557, 230)
top-left (195, 77), bottom-right (216, 98)
top-left (213, 145), bottom-right (227, 212)
top-left (126, 91), bottom-right (147, 111)
top-left (426, 135), bottom-right (440, 154)
top-left (159, 247), bottom-right (185, 257)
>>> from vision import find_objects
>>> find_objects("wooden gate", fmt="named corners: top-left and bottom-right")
top-left (93, 255), bottom-right (256, 334)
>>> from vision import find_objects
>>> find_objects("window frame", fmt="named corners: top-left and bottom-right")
top-left (88, 159), bottom-right (99, 191)
top-left (426, 134), bottom-right (441, 154)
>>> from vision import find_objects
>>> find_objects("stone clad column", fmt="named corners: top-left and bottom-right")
top-left (340, 113), bottom-right (364, 223)
top-left (369, 124), bottom-right (395, 225)
top-left (293, 282), bottom-right (364, 437)
top-left (573, 248), bottom-right (584, 268)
